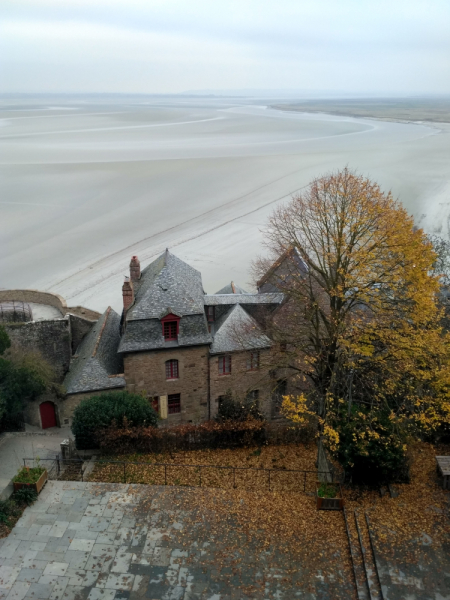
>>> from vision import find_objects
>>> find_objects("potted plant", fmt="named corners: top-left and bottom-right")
top-left (316, 481), bottom-right (344, 510)
top-left (13, 463), bottom-right (48, 495)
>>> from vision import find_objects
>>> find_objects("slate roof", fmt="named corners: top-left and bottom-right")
top-left (128, 251), bottom-right (205, 320)
top-left (210, 304), bottom-right (272, 355)
top-left (204, 293), bottom-right (284, 306)
top-left (215, 282), bottom-right (249, 295)
top-left (64, 307), bottom-right (125, 394)
top-left (119, 250), bottom-right (212, 353)
top-left (257, 247), bottom-right (308, 293)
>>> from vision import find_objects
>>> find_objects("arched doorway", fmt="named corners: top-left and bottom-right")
top-left (40, 401), bottom-right (57, 429)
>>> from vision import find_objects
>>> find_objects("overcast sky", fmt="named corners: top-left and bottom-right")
top-left (1, 0), bottom-right (449, 96)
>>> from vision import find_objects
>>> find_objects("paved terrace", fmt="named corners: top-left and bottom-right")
top-left (0, 481), bottom-right (353, 600)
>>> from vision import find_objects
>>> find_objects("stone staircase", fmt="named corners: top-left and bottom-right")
top-left (344, 508), bottom-right (383, 600)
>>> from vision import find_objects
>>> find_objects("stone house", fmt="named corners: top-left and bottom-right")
top-left (63, 249), bottom-right (284, 426)
top-left (1, 252), bottom-right (288, 429)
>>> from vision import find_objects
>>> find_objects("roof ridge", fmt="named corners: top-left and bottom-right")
top-left (92, 306), bottom-right (111, 358)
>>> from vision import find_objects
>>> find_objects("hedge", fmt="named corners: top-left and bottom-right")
top-left (97, 418), bottom-right (315, 454)
top-left (72, 391), bottom-right (158, 449)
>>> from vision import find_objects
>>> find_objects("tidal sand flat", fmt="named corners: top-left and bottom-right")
top-left (1, 96), bottom-right (449, 312)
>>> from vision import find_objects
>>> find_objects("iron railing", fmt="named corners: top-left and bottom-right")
top-left (22, 457), bottom-right (332, 493)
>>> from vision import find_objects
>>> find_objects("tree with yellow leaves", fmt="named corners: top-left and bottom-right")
top-left (254, 168), bottom-right (450, 482)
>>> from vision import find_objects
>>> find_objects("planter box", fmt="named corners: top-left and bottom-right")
top-left (13, 470), bottom-right (48, 494)
top-left (316, 482), bottom-right (344, 510)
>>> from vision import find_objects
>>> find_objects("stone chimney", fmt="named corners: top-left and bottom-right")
top-left (130, 255), bottom-right (141, 281)
top-left (122, 276), bottom-right (134, 312)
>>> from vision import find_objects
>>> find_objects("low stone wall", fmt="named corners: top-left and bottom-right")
top-left (0, 289), bottom-right (67, 312)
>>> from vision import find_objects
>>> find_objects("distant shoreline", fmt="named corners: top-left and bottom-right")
top-left (270, 102), bottom-right (450, 126)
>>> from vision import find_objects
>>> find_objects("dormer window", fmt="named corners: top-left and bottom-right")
top-left (207, 306), bottom-right (215, 323)
top-left (161, 313), bottom-right (180, 341)
top-left (163, 321), bottom-right (177, 340)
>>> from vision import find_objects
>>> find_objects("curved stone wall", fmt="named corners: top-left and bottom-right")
top-left (0, 290), bottom-right (67, 313)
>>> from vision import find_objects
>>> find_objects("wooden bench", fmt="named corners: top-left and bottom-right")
top-left (436, 456), bottom-right (450, 490)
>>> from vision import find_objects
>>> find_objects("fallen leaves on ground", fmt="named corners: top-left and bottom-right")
top-left (88, 443), bottom-right (318, 492)
top-left (344, 441), bottom-right (450, 564)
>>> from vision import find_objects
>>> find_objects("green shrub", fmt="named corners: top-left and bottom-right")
top-left (72, 391), bottom-right (158, 449)
top-left (14, 488), bottom-right (38, 505)
top-left (0, 498), bottom-right (21, 525)
top-left (216, 389), bottom-right (263, 423)
top-left (13, 467), bottom-right (45, 484)
top-left (317, 483), bottom-right (339, 498)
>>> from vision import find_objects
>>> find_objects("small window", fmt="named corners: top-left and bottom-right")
top-left (218, 355), bottom-right (231, 375)
top-left (168, 393), bottom-right (181, 414)
top-left (163, 321), bottom-right (178, 340)
top-left (207, 306), bottom-right (215, 323)
top-left (165, 359), bottom-right (179, 380)
top-left (247, 351), bottom-right (260, 371)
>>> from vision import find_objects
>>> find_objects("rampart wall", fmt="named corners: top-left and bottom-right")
top-left (0, 289), bottom-right (67, 312)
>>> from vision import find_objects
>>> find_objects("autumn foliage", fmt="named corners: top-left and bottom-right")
top-left (255, 168), bottom-right (450, 482)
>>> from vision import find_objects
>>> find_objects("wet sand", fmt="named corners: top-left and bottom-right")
top-left (1, 97), bottom-right (449, 313)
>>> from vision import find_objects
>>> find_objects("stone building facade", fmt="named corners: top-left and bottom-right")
top-left (3, 252), bottom-right (289, 429)
top-left (62, 250), bottom-right (283, 427)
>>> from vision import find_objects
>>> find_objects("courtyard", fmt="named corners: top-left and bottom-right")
top-left (0, 480), bottom-right (353, 600)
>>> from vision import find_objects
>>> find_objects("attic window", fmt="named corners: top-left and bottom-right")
top-left (161, 313), bottom-right (180, 341)
top-left (163, 321), bottom-right (178, 340)
top-left (206, 306), bottom-right (215, 323)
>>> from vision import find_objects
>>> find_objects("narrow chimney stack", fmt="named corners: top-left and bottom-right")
top-left (130, 255), bottom-right (141, 281)
top-left (122, 276), bottom-right (134, 312)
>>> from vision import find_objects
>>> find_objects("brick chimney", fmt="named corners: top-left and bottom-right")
top-left (122, 276), bottom-right (134, 312)
top-left (130, 255), bottom-right (141, 281)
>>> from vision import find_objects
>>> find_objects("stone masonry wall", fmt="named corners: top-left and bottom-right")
top-left (68, 314), bottom-right (97, 354)
top-left (124, 346), bottom-right (210, 425)
top-left (5, 318), bottom-right (72, 382)
top-left (209, 348), bottom-right (274, 419)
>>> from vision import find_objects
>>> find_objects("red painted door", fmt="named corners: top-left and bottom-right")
top-left (40, 402), bottom-right (56, 429)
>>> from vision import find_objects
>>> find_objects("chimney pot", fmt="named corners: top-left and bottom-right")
top-left (130, 255), bottom-right (141, 281)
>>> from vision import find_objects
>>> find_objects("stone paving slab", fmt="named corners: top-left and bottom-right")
top-left (0, 482), bottom-right (353, 599)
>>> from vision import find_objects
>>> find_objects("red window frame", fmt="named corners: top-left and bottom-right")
top-left (206, 306), bottom-right (215, 323)
top-left (218, 355), bottom-right (231, 375)
top-left (168, 393), bottom-right (181, 414)
top-left (247, 351), bottom-right (260, 371)
top-left (161, 313), bottom-right (180, 341)
top-left (165, 359), bottom-right (179, 380)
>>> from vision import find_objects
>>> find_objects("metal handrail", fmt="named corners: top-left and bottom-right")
top-left (22, 457), bottom-right (332, 492)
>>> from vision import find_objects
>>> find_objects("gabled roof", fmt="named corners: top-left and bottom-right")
top-left (119, 250), bottom-right (211, 353)
top-left (257, 247), bottom-right (308, 292)
top-left (204, 293), bottom-right (284, 306)
top-left (215, 281), bottom-right (249, 295)
top-left (64, 307), bottom-right (125, 394)
top-left (210, 304), bottom-right (272, 355)
top-left (127, 250), bottom-right (205, 321)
